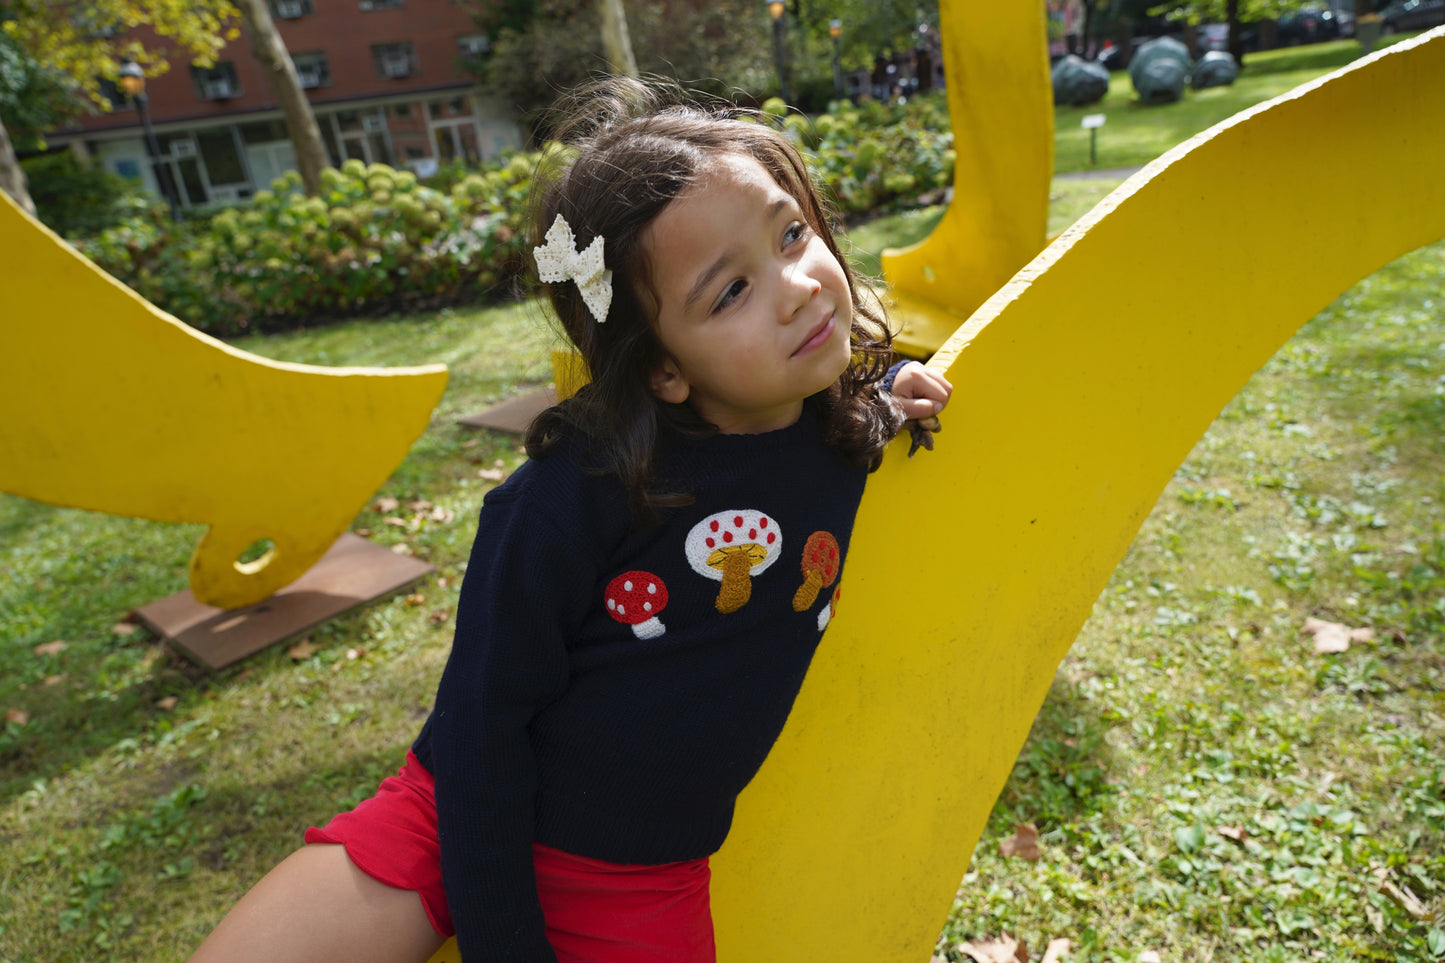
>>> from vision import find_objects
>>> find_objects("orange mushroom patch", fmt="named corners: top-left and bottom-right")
top-left (685, 510), bottom-right (783, 614)
top-left (792, 531), bottom-right (840, 612)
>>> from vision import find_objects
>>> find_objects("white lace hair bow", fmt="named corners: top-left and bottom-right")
top-left (533, 214), bottom-right (613, 324)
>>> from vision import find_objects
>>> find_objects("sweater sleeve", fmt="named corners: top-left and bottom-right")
top-left (416, 484), bottom-right (596, 962)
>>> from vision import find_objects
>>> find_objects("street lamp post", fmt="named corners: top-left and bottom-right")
top-left (829, 19), bottom-right (845, 102)
top-left (766, 0), bottom-right (789, 105)
top-left (117, 61), bottom-right (179, 221)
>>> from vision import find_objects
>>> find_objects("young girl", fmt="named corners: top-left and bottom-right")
top-left (191, 78), bottom-right (951, 963)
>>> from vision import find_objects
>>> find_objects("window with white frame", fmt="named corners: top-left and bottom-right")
top-left (360, 0), bottom-right (404, 9)
top-left (292, 52), bottom-right (330, 89)
top-left (270, 0), bottom-right (312, 18)
top-left (372, 41), bottom-right (416, 79)
top-left (458, 34), bottom-right (491, 60)
top-left (192, 62), bottom-right (242, 101)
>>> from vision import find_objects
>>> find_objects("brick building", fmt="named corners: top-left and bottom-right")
top-left (50, 0), bottom-right (522, 210)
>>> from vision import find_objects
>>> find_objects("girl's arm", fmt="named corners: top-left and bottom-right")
top-left (421, 485), bottom-right (590, 962)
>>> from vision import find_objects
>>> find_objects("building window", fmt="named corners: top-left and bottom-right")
top-left (458, 34), bottom-right (491, 60)
top-left (271, 0), bottom-right (312, 18)
top-left (372, 41), bottom-right (416, 79)
top-left (359, 0), bottom-right (404, 9)
top-left (192, 62), bottom-right (242, 101)
top-left (293, 52), bottom-right (330, 89)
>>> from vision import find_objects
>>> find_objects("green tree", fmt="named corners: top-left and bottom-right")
top-left (233, 0), bottom-right (328, 196)
top-left (0, 26), bottom-right (74, 154)
top-left (1151, 0), bottom-right (1297, 63)
top-left (0, 0), bottom-right (239, 214)
top-left (469, 0), bottom-right (772, 138)
top-left (797, 0), bottom-right (939, 74)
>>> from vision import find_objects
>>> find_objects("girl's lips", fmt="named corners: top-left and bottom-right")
top-left (792, 314), bottom-right (836, 358)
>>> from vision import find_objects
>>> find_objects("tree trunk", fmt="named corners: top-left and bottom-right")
top-left (235, 0), bottom-right (329, 196)
top-left (0, 117), bottom-right (37, 217)
top-left (1226, 0), bottom-right (1246, 67)
top-left (599, 0), bottom-right (639, 78)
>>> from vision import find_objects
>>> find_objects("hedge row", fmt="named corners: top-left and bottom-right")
top-left (72, 94), bottom-right (954, 336)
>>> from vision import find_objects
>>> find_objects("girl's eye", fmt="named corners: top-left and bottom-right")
top-left (714, 279), bottom-right (746, 312)
top-left (783, 221), bottom-right (809, 246)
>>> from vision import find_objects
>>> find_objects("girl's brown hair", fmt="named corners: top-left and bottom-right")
top-left (524, 78), bottom-right (903, 520)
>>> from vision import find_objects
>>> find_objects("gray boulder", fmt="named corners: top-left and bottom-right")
top-left (1130, 36), bottom-right (1190, 105)
top-left (1051, 54), bottom-right (1111, 106)
top-left (1192, 50), bottom-right (1240, 89)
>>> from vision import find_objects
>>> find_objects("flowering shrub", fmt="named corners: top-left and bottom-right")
top-left (71, 95), bottom-right (955, 335)
top-left (802, 94), bottom-right (955, 217)
top-left (73, 157), bottom-right (533, 336)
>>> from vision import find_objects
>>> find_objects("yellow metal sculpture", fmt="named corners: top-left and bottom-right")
top-left (422, 21), bottom-right (1445, 963)
top-left (710, 23), bottom-right (1445, 963)
top-left (0, 198), bottom-right (448, 609)
top-left (882, 4), bottom-right (1053, 359)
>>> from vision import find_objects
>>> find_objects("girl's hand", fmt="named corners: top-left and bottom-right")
top-left (889, 362), bottom-right (953, 421)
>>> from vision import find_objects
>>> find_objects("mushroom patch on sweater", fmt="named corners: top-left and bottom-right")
top-left (685, 510), bottom-right (782, 614)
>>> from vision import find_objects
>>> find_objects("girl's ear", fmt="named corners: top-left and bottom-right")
top-left (650, 358), bottom-right (690, 405)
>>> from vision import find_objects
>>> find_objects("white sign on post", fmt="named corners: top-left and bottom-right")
top-left (1081, 113), bottom-right (1107, 129)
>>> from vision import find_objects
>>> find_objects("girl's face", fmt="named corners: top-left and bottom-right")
top-left (641, 153), bottom-right (853, 435)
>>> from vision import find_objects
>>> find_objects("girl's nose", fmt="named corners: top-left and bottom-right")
top-left (782, 263), bottom-right (822, 320)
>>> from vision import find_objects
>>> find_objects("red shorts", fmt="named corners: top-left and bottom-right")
top-left (306, 751), bottom-right (716, 963)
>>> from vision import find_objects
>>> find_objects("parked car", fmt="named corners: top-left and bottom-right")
top-left (1379, 0), bottom-right (1445, 32)
top-left (1276, 6), bottom-right (1345, 45)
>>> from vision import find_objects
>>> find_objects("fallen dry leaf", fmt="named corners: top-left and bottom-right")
top-left (355, 527), bottom-right (372, 538)
top-left (383, 516), bottom-right (409, 528)
top-left (43, 675), bottom-right (64, 687)
top-left (391, 543), bottom-right (414, 556)
top-left (405, 593), bottom-right (426, 606)
top-left (408, 499), bottom-right (433, 512)
top-left (155, 696), bottom-right (179, 711)
top-left (1041, 939), bottom-right (1071, 963)
top-left (959, 934), bottom-right (1028, 963)
top-left (346, 647), bottom-right (365, 661)
top-left (1217, 825), bottom-right (1248, 843)
top-left (428, 609), bottom-right (452, 626)
top-left (287, 638), bottom-right (318, 660)
top-left (111, 621), bottom-right (137, 637)
top-left (1375, 869), bottom-right (1431, 920)
top-left (5, 708), bottom-right (30, 726)
top-left (33, 640), bottom-right (67, 657)
top-left (429, 506), bottom-right (455, 524)
top-left (999, 823), bottom-right (1042, 860)
top-left (1302, 616), bottom-right (1375, 654)
top-left (373, 495), bottom-right (399, 512)
top-left (1139, 952), bottom-right (1162, 963)
top-left (478, 467), bottom-right (507, 482)
top-left (461, 438), bottom-right (479, 449)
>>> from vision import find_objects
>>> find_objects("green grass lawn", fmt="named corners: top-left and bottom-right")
top-left (1052, 37), bottom-right (1418, 173)
top-left (3, 83), bottom-right (1444, 963)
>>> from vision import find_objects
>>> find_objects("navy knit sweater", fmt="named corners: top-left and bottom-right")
top-left (412, 402), bottom-right (869, 960)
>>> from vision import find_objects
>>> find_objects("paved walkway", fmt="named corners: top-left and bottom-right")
top-left (1056, 165), bottom-right (1144, 180)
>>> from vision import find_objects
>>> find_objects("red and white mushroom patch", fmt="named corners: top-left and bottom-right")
top-left (604, 571), bottom-right (669, 639)
top-left (685, 510), bottom-right (782, 614)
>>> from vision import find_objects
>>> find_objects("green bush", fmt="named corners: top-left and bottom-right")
top-left (73, 156), bottom-right (533, 336)
top-left (71, 94), bottom-right (956, 335)
top-left (802, 92), bottom-right (954, 217)
top-left (22, 152), bottom-right (155, 238)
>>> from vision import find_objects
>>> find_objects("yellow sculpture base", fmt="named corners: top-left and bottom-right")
top-left (136, 533), bottom-right (433, 670)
